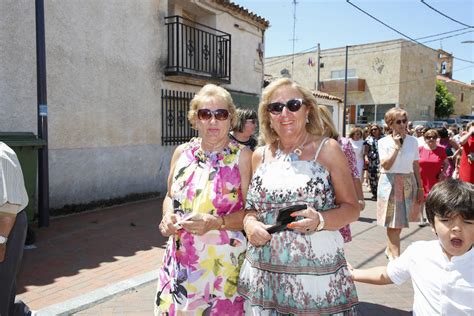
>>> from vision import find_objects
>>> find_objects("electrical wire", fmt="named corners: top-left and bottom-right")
top-left (346, 0), bottom-right (474, 64)
top-left (321, 30), bottom-right (473, 59)
top-left (366, 65), bottom-right (473, 88)
top-left (265, 29), bottom-right (472, 67)
top-left (420, 0), bottom-right (473, 28)
top-left (321, 27), bottom-right (471, 56)
top-left (265, 46), bottom-right (317, 67)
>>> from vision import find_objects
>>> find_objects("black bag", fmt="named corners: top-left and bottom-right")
top-left (266, 204), bottom-right (307, 234)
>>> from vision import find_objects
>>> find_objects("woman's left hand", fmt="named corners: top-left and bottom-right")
top-left (180, 214), bottom-right (220, 235)
top-left (286, 206), bottom-right (321, 233)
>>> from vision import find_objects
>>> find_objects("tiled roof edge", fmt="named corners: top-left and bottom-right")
top-left (212, 0), bottom-right (270, 28)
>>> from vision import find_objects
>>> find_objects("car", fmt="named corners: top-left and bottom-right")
top-left (459, 115), bottom-right (474, 124)
top-left (431, 121), bottom-right (448, 129)
top-left (412, 120), bottom-right (433, 128)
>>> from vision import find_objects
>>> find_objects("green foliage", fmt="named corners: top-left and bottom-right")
top-left (435, 80), bottom-right (455, 118)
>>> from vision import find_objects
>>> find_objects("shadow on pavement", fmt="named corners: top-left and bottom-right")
top-left (358, 302), bottom-right (412, 315)
top-left (358, 217), bottom-right (376, 223)
top-left (17, 198), bottom-right (167, 294)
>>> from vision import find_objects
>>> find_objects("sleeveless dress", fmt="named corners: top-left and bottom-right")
top-left (155, 138), bottom-right (247, 315)
top-left (238, 139), bottom-right (359, 315)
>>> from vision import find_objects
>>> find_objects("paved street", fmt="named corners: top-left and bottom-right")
top-left (17, 188), bottom-right (435, 315)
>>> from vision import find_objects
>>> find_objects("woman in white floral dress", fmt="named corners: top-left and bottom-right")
top-left (238, 78), bottom-right (360, 315)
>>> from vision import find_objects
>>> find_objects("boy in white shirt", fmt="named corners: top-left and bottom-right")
top-left (350, 179), bottom-right (474, 315)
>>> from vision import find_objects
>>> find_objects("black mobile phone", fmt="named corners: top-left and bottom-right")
top-left (266, 204), bottom-right (307, 234)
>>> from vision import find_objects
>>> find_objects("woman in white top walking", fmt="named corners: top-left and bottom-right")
top-left (377, 108), bottom-right (424, 260)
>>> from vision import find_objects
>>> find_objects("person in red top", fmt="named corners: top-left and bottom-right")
top-left (418, 129), bottom-right (448, 226)
top-left (459, 122), bottom-right (474, 184)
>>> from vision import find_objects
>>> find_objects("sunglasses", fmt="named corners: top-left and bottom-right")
top-left (246, 119), bottom-right (257, 124)
top-left (197, 109), bottom-right (229, 121)
top-left (267, 98), bottom-right (304, 115)
top-left (424, 136), bottom-right (437, 140)
top-left (371, 128), bottom-right (378, 132)
top-left (394, 119), bottom-right (407, 125)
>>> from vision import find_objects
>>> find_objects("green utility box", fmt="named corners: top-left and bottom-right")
top-left (0, 132), bottom-right (46, 221)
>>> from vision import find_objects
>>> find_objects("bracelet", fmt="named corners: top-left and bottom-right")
top-left (220, 216), bottom-right (226, 229)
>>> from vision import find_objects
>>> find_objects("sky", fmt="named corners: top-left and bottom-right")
top-left (236, 0), bottom-right (474, 84)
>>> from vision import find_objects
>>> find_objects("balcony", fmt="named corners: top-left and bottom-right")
top-left (165, 16), bottom-right (231, 83)
top-left (320, 78), bottom-right (366, 94)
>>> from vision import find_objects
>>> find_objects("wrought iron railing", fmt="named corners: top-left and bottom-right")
top-left (165, 16), bottom-right (231, 83)
top-left (161, 89), bottom-right (197, 145)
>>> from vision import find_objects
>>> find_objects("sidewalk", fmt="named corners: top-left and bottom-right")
top-left (17, 191), bottom-right (435, 315)
top-left (17, 198), bottom-right (167, 313)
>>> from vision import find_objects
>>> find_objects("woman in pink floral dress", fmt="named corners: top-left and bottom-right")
top-left (156, 84), bottom-right (252, 315)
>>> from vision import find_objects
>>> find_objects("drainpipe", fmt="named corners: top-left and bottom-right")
top-left (36, 0), bottom-right (49, 227)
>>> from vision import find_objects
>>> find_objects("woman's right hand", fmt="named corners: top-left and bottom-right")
top-left (393, 134), bottom-right (403, 148)
top-left (158, 213), bottom-right (179, 237)
top-left (245, 219), bottom-right (271, 247)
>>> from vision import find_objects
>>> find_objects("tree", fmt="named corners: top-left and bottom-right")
top-left (435, 80), bottom-right (455, 118)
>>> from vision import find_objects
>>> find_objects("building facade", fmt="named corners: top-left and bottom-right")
top-left (435, 49), bottom-right (474, 117)
top-left (265, 39), bottom-right (443, 126)
top-left (0, 0), bottom-right (268, 208)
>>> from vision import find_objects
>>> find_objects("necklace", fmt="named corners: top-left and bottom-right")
top-left (275, 133), bottom-right (308, 162)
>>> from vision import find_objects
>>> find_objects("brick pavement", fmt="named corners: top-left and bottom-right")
top-left (16, 198), bottom-right (167, 311)
top-left (72, 188), bottom-right (435, 315)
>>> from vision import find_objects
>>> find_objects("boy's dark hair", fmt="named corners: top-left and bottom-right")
top-left (425, 179), bottom-right (474, 225)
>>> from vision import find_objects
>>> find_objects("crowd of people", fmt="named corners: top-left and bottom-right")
top-left (1, 78), bottom-right (471, 315)
top-left (154, 79), bottom-right (473, 315)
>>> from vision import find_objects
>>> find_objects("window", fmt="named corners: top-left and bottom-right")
top-left (331, 69), bottom-right (356, 79)
top-left (441, 61), bottom-right (447, 75)
top-left (461, 93), bottom-right (464, 102)
top-left (161, 89), bottom-right (197, 145)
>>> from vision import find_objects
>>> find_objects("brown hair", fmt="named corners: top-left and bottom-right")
top-left (349, 127), bottom-right (364, 139)
top-left (423, 129), bottom-right (439, 139)
top-left (232, 108), bottom-right (257, 133)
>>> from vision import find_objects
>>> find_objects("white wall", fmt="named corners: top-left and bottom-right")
top-left (1, 0), bottom-right (267, 208)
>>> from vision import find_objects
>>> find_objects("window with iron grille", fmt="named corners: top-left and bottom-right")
top-left (161, 89), bottom-right (197, 145)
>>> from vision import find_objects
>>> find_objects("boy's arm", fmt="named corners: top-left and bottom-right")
top-left (350, 265), bottom-right (394, 285)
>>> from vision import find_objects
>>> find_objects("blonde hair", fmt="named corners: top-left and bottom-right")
top-left (319, 105), bottom-right (339, 139)
top-left (258, 78), bottom-right (326, 145)
top-left (188, 84), bottom-right (237, 129)
top-left (384, 107), bottom-right (408, 133)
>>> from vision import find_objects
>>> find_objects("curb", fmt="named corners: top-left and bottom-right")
top-left (35, 270), bottom-right (158, 316)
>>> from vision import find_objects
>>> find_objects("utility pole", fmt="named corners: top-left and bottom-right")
top-left (316, 43), bottom-right (321, 91)
top-left (36, 0), bottom-right (50, 227)
top-left (291, 0), bottom-right (297, 76)
top-left (342, 45), bottom-right (349, 137)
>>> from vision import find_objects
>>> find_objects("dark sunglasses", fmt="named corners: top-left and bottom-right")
top-left (424, 136), bottom-right (437, 140)
top-left (267, 98), bottom-right (304, 115)
top-left (197, 109), bottom-right (229, 121)
top-left (394, 119), bottom-right (407, 125)
top-left (370, 128), bottom-right (378, 132)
